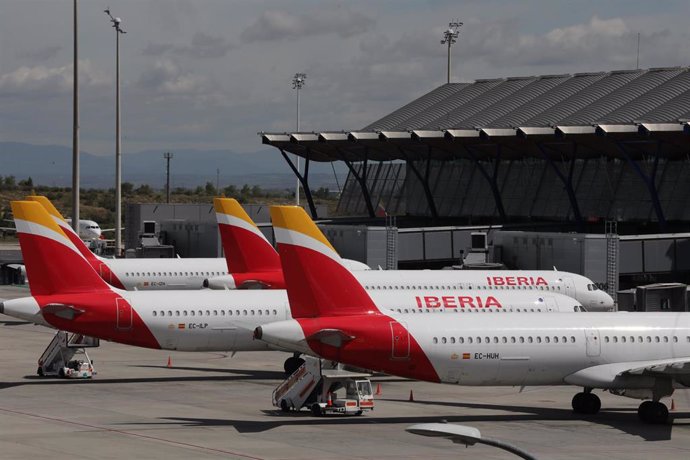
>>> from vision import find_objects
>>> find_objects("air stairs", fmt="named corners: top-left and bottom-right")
top-left (272, 356), bottom-right (374, 416)
top-left (37, 330), bottom-right (99, 377)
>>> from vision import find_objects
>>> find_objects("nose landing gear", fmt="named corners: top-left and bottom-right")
top-left (572, 388), bottom-right (601, 415)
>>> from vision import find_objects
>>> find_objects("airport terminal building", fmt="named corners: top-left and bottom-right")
top-left (262, 67), bottom-right (690, 301)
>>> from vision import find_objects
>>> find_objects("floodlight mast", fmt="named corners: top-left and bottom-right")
top-left (72, 0), bottom-right (79, 232)
top-left (440, 20), bottom-right (462, 84)
top-left (292, 73), bottom-right (306, 206)
top-left (105, 7), bottom-right (126, 255)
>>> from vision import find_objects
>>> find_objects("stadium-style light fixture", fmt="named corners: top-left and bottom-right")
top-left (440, 21), bottom-right (463, 84)
top-left (292, 72), bottom-right (306, 205)
top-left (105, 7), bottom-right (126, 256)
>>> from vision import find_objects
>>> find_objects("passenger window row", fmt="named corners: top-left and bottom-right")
top-left (604, 335), bottom-right (683, 343)
top-left (365, 284), bottom-right (561, 291)
top-left (152, 309), bottom-right (278, 317)
top-left (391, 307), bottom-right (546, 313)
top-left (433, 335), bottom-right (577, 345)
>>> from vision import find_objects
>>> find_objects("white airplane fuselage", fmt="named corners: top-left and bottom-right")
top-left (258, 312), bottom-right (690, 392)
top-left (1, 289), bottom-right (583, 353)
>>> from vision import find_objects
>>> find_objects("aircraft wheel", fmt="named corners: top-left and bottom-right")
top-left (283, 357), bottom-right (305, 375)
top-left (638, 401), bottom-right (668, 424)
top-left (582, 393), bottom-right (601, 414)
top-left (572, 392), bottom-right (585, 413)
top-left (280, 399), bottom-right (291, 412)
top-left (37, 367), bottom-right (44, 377)
top-left (310, 403), bottom-right (323, 416)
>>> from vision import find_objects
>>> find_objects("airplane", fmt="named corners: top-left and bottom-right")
top-left (205, 198), bottom-right (614, 311)
top-left (204, 197), bottom-right (369, 289)
top-left (64, 218), bottom-right (105, 241)
top-left (1, 200), bottom-right (586, 374)
top-left (28, 196), bottom-right (367, 291)
top-left (6, 216), bottom-right (105, 240)
top-left (28, 196), bottom-right (230, 290)
top-left (255, 205), bottom-right (690, 424)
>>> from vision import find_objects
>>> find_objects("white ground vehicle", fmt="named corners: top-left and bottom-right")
top-left (273, 356), bottom-right (374, 416)
top-left (61, 359), bottom-right (94, 379)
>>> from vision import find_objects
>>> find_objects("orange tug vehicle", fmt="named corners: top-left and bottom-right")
top-left (273, 356), bottom-right (374, 416)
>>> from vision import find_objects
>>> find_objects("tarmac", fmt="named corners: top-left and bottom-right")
top-left (1, 285), bottom-right (690, 459)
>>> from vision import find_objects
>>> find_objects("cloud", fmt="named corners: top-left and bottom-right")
top-left (142, 32), bottom-right (234, 59)
top-left (16, 45), bottom-right (62, 61)
top-left (240, 9), bottom-right (375, 43)
top-left (136, 59), bottom-right (210, 96)
top-left (0, 60), bottom-right (110, 98)
top-left (456, 16), bottom-right (677, 70)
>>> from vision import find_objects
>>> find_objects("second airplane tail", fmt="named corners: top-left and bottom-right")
top-left (11, 201), bottom-right (112, 296)
top-left (270, 205), bottom-right (379, 318)
top-left (214, 198), bottom-right (280, 273)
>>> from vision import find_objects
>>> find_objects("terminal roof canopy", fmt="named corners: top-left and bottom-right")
top-left (262, 67), bottom-right (690, 162)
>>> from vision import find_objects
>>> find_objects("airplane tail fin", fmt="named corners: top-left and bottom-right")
top-left (214, 198), bottom-right (280, 273)
top-left (11, 201), bottom-right (112, 296)
top-left (26, 195), bottom-right (101, 264)
top-left (270, 206), bottom-right (378, 318)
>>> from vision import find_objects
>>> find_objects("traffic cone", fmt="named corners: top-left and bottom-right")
top-left (671, 399), bottom-right (676, 411)
top-left (375, 383), bottom-right (382, 395)
top-left (409, 390), bottom-right (414, 402)
top-left (167, 356), bottom-right (172, 368)
top-left (327, 392), bottom-right (333, 406)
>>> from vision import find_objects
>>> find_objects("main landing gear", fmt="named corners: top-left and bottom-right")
top-left (637, 400), bottom-right (669, 424)
top-left (572, 388), bottom-right (669, 424)
top-left (571, 388), bottom-right (601, 415)
top-left (284, 353), bottom-right (305, 375)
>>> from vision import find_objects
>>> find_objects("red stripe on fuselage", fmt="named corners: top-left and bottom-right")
top-left (35, 292), bottom-right (161, 349)
top-left (296, 315), bottom-right (441, 383)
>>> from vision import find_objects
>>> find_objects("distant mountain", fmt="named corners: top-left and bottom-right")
top-left (0, 142), bottom-right (347, 189)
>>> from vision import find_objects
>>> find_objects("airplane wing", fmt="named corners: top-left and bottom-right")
top-left (100, 228), bottom-right (124, 232)
top-left (565, 357), bottom-right (690, 387)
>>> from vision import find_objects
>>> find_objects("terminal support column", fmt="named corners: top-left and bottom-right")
top-left (339, 147), bottom-right (376, 218)
top-left (462, 144), bottom-right (507, 222)
top-left (613, 140), bottom-right (666, 231)
top-left (279, 148), bottom-right (318, 218)
top-left (399, 146), bottom-right (438, 219)
top-left (537, 142), bottom-right (584, 229)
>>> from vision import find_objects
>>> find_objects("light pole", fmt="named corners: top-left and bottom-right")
top-left (105, 8), bottom-right (126, 256)
top-left (440, 21), bottom-right (462, 84)
top-left (72, 0), bottom-right (79, 232)
top-left (407, 423), bottom-right (538, 460)
top-left (292, 72), bottom-right (306, 205)
top-left (163, 152), bottom-right (173, 203)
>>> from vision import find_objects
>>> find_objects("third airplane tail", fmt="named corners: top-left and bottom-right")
top-left (269, 205), bottom-right (379, 318)
top-left (26, 196), bottom-right (125, 289)
top-left (11, 201), bottom-right (112, 296)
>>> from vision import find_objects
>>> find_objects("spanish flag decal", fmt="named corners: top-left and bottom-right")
top-left (462, 353), bottom-right (471, 360)
top-left (178, 324), bottom-right (186, 329)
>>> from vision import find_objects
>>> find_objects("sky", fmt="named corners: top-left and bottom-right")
top-left (1, 0), bottom-right (690, 157)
